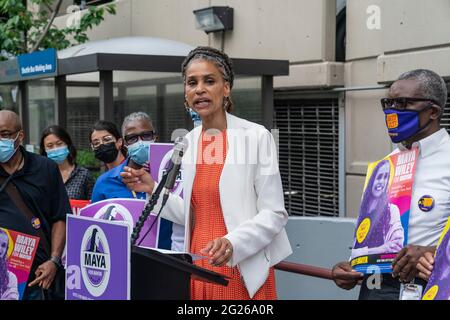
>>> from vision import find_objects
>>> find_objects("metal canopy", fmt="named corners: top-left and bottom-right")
top-left (2, 37), bottom-right (289, 143)
top-left (57, 53), bottom-right (289, 77)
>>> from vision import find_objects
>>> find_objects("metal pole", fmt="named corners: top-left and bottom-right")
top-left (99, 70), bottom-right (114, 122)
top-left (18, 81), bottom-right (30, 144)
top-left (275, 261), bottom-right (333, 280)
top-left (54, 75), bottom-right (67, 128)
top-left (261, 76), bottom-right (274, 130)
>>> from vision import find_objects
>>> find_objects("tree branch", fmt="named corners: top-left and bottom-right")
top-left (43, 2), bottom-right (54, 13)
top-left (29, 0), bottom-right (63, 53)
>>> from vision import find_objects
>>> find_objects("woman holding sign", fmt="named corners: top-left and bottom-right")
top-left (121, 46), bottom-right (292, 300)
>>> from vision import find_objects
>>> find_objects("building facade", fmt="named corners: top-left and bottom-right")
top-left (7, 0), bottom-right (450, 220)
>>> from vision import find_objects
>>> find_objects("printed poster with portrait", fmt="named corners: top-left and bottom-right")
top-left (0, 227), bottom-right (40, 300)
top-left (422, 217), bottom-right (450, 300)
top-left (350, 146), bottom-right (419, 274)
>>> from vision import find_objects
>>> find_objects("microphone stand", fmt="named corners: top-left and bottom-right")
top-left (131, 169), bottom-right (169, 246)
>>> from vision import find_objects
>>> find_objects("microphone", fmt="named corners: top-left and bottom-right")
top-left (161, 137), bottom-right (187, 206)
top-left (131, 136), bottom-right (187, 246)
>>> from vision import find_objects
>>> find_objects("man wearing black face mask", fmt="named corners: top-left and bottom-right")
top-left (332, 69), bottom-right (450, 300)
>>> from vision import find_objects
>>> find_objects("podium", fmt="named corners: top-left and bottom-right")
top-left (131, 246), bottom-right (229, 300)
top-left (66, 215), bottom-right (228, 300)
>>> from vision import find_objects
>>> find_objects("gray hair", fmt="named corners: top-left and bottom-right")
top-left (121, 112), bottom-right (153, 135)
top-left (397, 69), bottom-right (448, 110)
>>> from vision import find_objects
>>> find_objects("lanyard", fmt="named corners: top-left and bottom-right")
top-left (131, 190), bottom-right (144, 200)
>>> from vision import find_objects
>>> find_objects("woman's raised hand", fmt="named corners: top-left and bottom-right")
top-left (120, 166), bottom-right (155, 194)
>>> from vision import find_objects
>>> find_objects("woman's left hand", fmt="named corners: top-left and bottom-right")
top-left (200, 237), bottom-right (233, 267)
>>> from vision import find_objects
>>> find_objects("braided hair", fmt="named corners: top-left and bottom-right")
top-left (181, 46), bottom-right (235, 112)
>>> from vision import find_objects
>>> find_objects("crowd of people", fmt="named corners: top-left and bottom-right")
top-left (0, 45), bottom-right (449, 300)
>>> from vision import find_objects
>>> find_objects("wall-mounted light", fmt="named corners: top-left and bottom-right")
top-left (193, 6), bottom-right (234, 34)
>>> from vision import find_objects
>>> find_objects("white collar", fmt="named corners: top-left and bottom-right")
top-left (398, 128), bottom-right (449, 158)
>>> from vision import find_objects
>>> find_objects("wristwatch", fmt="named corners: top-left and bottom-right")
top-left (49, 255), bottom-right (62, 268)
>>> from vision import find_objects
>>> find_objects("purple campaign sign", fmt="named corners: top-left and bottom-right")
top-left (151, 143), bottom-right (186, 252)
top-left (79, 198), bottom-right (159, 249)
top-left (150, 143), bottom-right (183, 197)
top-left (66, 215), bottom-right (130, 300)
top-left (422, 225), bottom-right (450, 300)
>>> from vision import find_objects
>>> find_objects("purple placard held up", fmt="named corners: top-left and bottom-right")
top-left (66, 215), bottom-right (130, 300)
top-left (150, 143), bottom-right (185, 252)
top-left (150, 143), bottom-right (183, 197)
top-left (79, 198), bottom-right (159, 249)
top-left (422, 218), bottom-right (450, 300)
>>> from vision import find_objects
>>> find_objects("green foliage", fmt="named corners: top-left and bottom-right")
top-left (76, 149), bottom-right (102, 180)
top-left (0, 0), bottom-right (116, 59)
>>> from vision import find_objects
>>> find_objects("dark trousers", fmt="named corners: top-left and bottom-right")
top-left (358, 273), bottom-right (428, 300)
top-left (22, 285), bottom-right (45, 300)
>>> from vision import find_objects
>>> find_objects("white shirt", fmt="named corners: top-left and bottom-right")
top-left (398, 128), bottom-right (450, 246)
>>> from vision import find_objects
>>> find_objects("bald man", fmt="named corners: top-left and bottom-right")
top-left (0, 110), bottom-right (70, 300)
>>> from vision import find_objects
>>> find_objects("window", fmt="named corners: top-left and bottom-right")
top-left (274, 98), bottom-right (340, 217)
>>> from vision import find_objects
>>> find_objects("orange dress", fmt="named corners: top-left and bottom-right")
top-left (190, 129), bottom-right (277, 300)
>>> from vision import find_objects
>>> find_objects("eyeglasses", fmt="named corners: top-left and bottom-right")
top-left (380, 97), bottom-right (439, 110)
top-left (91, 135), bottom-right (116, 150)
top-left (124, 131), bottom-right (155, 145)
top-left (0, 130), bottom-right (20, 140)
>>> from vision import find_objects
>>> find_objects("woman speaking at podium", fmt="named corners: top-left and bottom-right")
top-left (121, 46), bottom-right (292, 300)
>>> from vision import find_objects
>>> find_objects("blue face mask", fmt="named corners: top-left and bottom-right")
top-left (47, 146), bottom-right (70, 164)
top-left (128, 140), bottom-right (153, 166)
top-left (383, 105), bottom-right (433, 143)
top-left (187, 108), bottom-right (202, 128)
top-left (0, 133), bottom-right (20, 163)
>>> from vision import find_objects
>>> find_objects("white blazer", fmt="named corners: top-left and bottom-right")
top-left (155, 112), bottom-right (292, 298)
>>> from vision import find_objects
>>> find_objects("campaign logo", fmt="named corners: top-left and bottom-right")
top-left (422, 285), bottom-right (439, 300)
top-left (356, 218), bottom-right (371, 244)
top-left (31, 217), bottom-right (41, 229)
top-left (418, 195), bottom-right (434, 212)
top-left (93, 204), bottom-right (134, 229)
top-left (386, 113), bottom-right (398, 129)
top-left (80, 225), bottom-right (111, 297)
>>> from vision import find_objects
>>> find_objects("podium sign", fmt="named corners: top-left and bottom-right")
top-left (79, 198), bottom-right (159, 249)
top-left (66, 215), bottom-right (130, 300)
